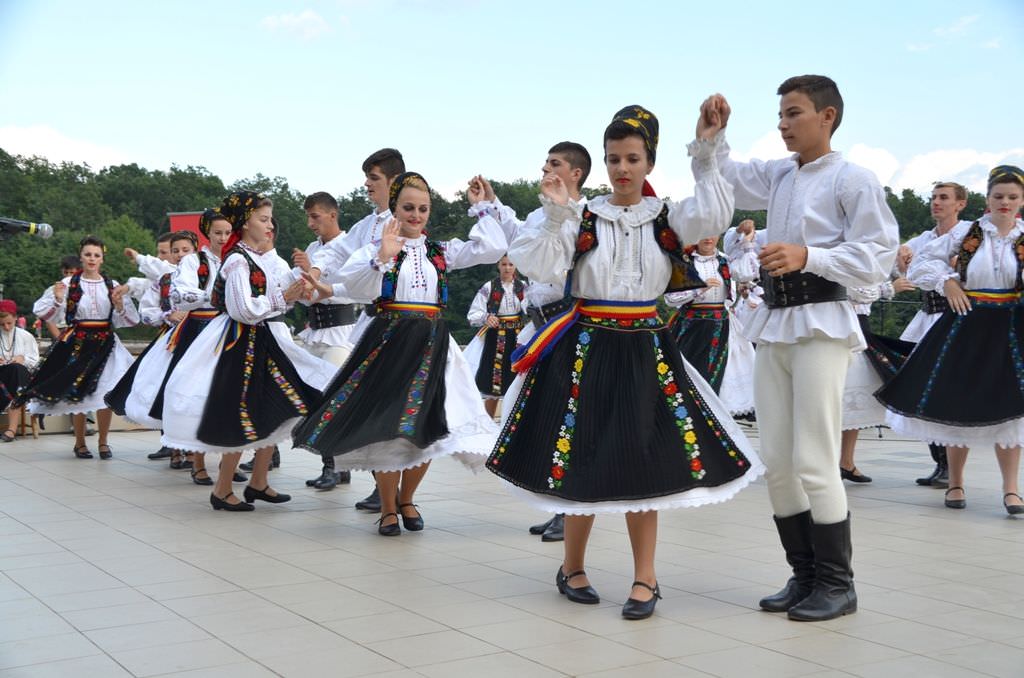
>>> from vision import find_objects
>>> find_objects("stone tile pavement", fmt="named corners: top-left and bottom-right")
top-left (0, 425), bottom-right (1021, 677)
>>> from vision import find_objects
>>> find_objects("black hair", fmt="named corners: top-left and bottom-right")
top-left (362, 148), bottom-right (405, 179)
top-left (603, 122), bottom-right (654, 163)
top-left (156, 232), bottom-right (175, 244)
top-left (78, 235), bottom-right (105, 253)
top-left (548, 141), bottom-right (592, 188)
top-left (777, 75), bottom-right (844, 135)
top-left (169, 230), bottom-right (198, 248)
top-left (303, 191), bottom-right (339, 212)
top-left (60, 254), bottom-right (81, 270)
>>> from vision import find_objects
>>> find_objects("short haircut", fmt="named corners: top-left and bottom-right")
top-left (60, 255), bottom-right (81, 270)
top-left (932, 181), bottom-right (967, 202)
top-left (548, 141), bottom-right (592, 187)
top-left (303, 191), bottom-right (339, 212)
top-left (169, 230), bottom-right (198, 248)
top-left (78, 235), bottom-right (105, 253)
top-left (362, 148), bottom-right (405, 179)
top-left (156, 232), bottom-right (175, 244)
top-left (777, 75), bottom-right (844, 135)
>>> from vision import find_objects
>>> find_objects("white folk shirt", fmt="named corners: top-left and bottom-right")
top-left (510, 137), bottom-right (734, 302)
top-left (220, 245), bottom-right (298, 325)
top-left (34, 276), bottom-right (139, 328)
top-left (295, 236), bottom-right (358, 347)
top-left (312, 209), bottom-right (393, 276)
top-left (0, 326), bottom-right (40, 369)
top-left (171, 247), bottom-right (222, 312)
top-left (704, 136), bottom-right (899, 350)
top-left (909, 215), bottom-right (1024, 293)
top-left (665, 250), bottom-right (734, 307)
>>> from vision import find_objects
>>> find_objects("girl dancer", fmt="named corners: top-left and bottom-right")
top-left (161, 192), bottom-right (335, 510)
top-left (293, 172), bottom-right (505, 535)
top-left (877, 165), bottom-right (1024, 515)
top-left (20, 236), bottom-right (139, 458)
top-left (488, 106), bottom-right (762, 619)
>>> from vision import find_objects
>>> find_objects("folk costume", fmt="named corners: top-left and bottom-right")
top-left (292, 172), bottom-right (505, 473)
top-left (297, 234), bottom-right (361, 366)
top-left (878, 211), bottom-right (1024, 448)
top-left (489, 107), bottom-right (762, 516)
top-left (463, 276), bottom-right (528, 399)
top-left (0, 300), bottom-right (38, 415)
top-left (20, 269), bottom-right (139, 416)
top-left (710, 129), bottom-right (899, 621)
top-left (899, 221), bottom-right (973, 343)
top-left (161, 193), bottom-right (335, 455)
top-left (665, 248), bottom-right (733, 393)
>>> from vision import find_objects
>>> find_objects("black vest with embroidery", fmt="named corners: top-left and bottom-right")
top-left (572, 204), bottom-right (705, 295)
top-left (196, 251), bottom-right (212, 290)
top-left (956, 220), bottom-right (1024, 291)
top-left (373, 240), bottom-right (449, 310)
top-left (158, 273), bottom-right (173, 313)
top-left (691, 251), bottom-right (732, 301)
top-left (486, 277), bottom-right (525, 315)
top-left (65, 273), bottom-right (115, 325)
top-left (210, 248), bottom-right (268, 314)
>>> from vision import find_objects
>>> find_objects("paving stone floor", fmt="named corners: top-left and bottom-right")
top-left (0, 425), bottom-right (1021, 677)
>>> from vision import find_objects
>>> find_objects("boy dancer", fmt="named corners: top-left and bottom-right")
top-left (697, 76), bottom-right (898, 621)
top-left (466, 142), bottom-right (592, 543)
top-left (310, 148), bottom-right (405, 508)
top-left (899, 182), bottom-right (970, 487)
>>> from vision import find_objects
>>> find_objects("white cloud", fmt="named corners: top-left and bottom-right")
top-left (982, 37), bottom-right (1001, 49)
top-left (261, 10), bottom-right (333, 41)
top-left (934, 14), bottom-right (978, 38)
top-left (893, 148), bottom-right (1024, 194)
top-left (732, 131), bottom-right (790, 163)
top-left (847, 143), bottom-right (900, 186)
top-left (0, 125), bottom-right (130, 168)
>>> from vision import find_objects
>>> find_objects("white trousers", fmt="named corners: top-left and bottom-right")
top-left (754, 338), bottom-right (852, 524)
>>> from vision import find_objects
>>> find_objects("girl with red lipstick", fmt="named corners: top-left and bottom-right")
top-left (160, 192), bottom-right (336, 511)
top-left (19, 235), bottom-right (140, 459)
top-left (878, 165), bottom-right (1024, 516)
top-left (488, 106), bottom-right (763, 620)
top-left (293, 172), bottom-right (506, 535)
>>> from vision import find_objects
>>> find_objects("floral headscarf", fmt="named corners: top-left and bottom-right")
top-left (988, 165), bottom-right (1024, 190)
top-left (609, 105), bottom-right (659, 162)
top-left (388, 172), bottom-right (430, 214)
top-left (216, 191), bottom-right (268, 258)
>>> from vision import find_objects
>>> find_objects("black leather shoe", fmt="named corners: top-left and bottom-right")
top-left (356, 486), bottom-right (381, 511)
top-left (271, 446), bottom-right (280, 469)
top-left (760, 511), bottom-right (815, 612)
top-left (243, 485), bottom-right (291, 504)
top-left (622, 581), bottom-right (661, 620)
top-left (148, 447), bottom-right (173, 460)
top-left (232, 471), bottom-right (248, 483)
top-left (313, 468), bottom-right (340, 491)
top-left (1003, 492), bottom-right (1024, 515)
top-left (944, 487), bottom-right (966, 509)
top-left (541, 513), bottom-right (564, 542)
top-left (377, 512), bottom-right (401, 536)
top-left (556, 566), bottom-right (600, 604)
top-left (98, 445), bottom-right (112, 460)
top-left (73, 445), bottom-right (93, 459)
top-left (210, 492), bottom-right (254, 512)
top-left (190, 468), bottom-right (213, 486)
top-left (840, 466), bottom-right (872, 483)
top-left (238, 460), bottom-right (255, 472)
top-left (530, 516), bottom-right (556, 535)
top-left (399, 503), bottom-right (424, 531)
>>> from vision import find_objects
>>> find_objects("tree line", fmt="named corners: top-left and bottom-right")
top-left (0, 148), bottom-right (986, 342)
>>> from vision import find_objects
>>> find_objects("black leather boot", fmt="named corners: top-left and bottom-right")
top-left (917, 445), bottom-right (948, 486)
top-left (529, 515), bottom-right (556, 535)
top-left (788, 514), bottom-right (857, 622)
top-left (271, 446), bottom-right (281, 469)
top-left (541, 514), bottom-right (565, 542)
top-left (355, 485), bottom-right (381, 511)
top-left (307, 454), bottom-right (336, 488)
top-left (760, 511), bottom-right (814, 612)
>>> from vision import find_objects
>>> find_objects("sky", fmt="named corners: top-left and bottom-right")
top-left (1, 0), bottom-right (1022, 203)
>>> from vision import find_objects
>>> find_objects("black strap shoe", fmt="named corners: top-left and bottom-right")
top-left (210, 492), bottom-right (254, 512)
top-left (556, 566), bottom-right (600, 604)
top-left (399, 503), bottom-right (424, 531)
top-left (621, 581), bottom-right (661, 620)
top-left (377, 512), bottom-right (401, 536)
top-left (243, 485), bottom-right (291, 504)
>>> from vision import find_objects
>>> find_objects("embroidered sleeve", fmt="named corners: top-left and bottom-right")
top-left (467, 282), bottom-right (490, 326)
top-left (444, 213), bottom-right (508, 270)
top-left (508, 196), bottom-right (579, 285)
top-left (338, 243), bottom-right (388, 303)
top-left (908, 223), bottom-right (969, 294)
top-left (222, 255), bottom-right (284, 324)
top-left (669, 137), bottom-right (735, 246)
top-left (170, 253), bottom-right (209, 311)
top-left (32, 278), bottom-right (67, 322)
top-left (110, 279), bottom-right (141, 328)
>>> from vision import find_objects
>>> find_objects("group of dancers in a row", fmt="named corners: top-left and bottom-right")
top-left (2, 74), bottom-right (1022, 625)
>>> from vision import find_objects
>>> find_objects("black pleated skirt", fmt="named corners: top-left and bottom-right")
top-left (668, 304), bottom-right (729, 393)
top-left (17, 325), bottom-right (115, 406)
top-left (195, 323), bottom-right (323, 448)
top-left (292, 314), bottom-right (450, 457)
top-left (0, 363), bottom-right (31, 412)
top-left (859, 314), bottom-right (914, 380)
top-left (474, 322), bottom-right (522, 397)
top-left (487, 316), bottom-right (755, 506)
top-left (876, 295), bottom-right (1024, 426)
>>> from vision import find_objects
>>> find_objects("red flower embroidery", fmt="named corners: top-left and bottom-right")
top-left (323, 412), bottom-right (333, 420)
top-left (251, 271), bottom-right (266, 287)
top-left (75, 331), bottom-right (86, 339)
top-left (577, 231), bottom-right (595, 252)
top-left (721, 265), bottom-right (731, 280)
top-left (571, 384), bottom-right (580, 398)
top-left (663, 382), bottom-right (678, 395)
top-left (618, 319), bottom-right (632, 327)
top-left (710, 337), bottom-right (719, 347)
top-left (197, 264), bottom-right (209, 277)
top-left (431, 255), bottom-right (447, 271)
top-left (659, 229), bottom-right (679, 251)
top-left (690, 458), bottom-right (703, 471)
top-left (551, 466), bottom-right (565, 479)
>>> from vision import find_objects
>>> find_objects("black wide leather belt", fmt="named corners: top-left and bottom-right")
top-left (760, 269), bottom-right (847, 308)
top-left (922, 290), bottom-right (950, 315)
top-left (527, 296), bottom-right (575, 327)
top-left (309, 303), bottom-right (359, 329)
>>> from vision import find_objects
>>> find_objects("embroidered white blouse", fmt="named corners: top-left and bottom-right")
top-left (702, 137), bottom-right (899, 349)
top-left (171, 247), bottom-right (221, 312)
top-left (908, 215), bottom-right (1024, 292)
top-left (33, 277), bottom-right (139, 328)
top-left (665, 250), bottom-right (735, 307)
top-left (312, 209), bottom-right (393, 277)
top-left (0, 326), bottom-right (40, 369)
top-left (467, 280), bottom-right (529, 326)
top-left (220, 245), bottom-right (297, 325)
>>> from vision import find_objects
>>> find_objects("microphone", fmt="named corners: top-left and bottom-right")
top-left (0, 217), bottom-right (53, 239)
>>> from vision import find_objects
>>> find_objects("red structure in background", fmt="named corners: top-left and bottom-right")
top-left (167, 211), bottom-right (207, 249)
